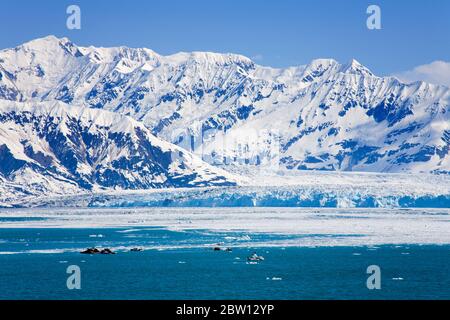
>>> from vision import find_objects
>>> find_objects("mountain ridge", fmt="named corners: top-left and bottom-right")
top-left (0, 99), bottom-right (240, 204)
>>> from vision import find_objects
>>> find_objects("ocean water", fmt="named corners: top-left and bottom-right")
top-left (0, 225), bottom-right (449, 300)
top-left (0, 207), bottom-right (449, 300)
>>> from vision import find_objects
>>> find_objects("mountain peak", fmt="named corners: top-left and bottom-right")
top-left (306, 58), bottom-right (339, 69)
top-left (18, 35), bottom-right (83, 58)
top-left (22, 35), bottom-right (65, 47)
top-left (166, 51), bottom-right (255, 70)
top-left (341, 58), bottom-right (374, 76)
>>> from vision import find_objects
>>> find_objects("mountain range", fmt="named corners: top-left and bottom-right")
top-left (0, 35), bottom-right (449, 202)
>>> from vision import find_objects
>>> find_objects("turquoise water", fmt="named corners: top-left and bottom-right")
top-left (0, 227), bottom-right (449, 300)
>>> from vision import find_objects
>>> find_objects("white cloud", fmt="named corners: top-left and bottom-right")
top-left (393, 61), bottom-right (450, 87)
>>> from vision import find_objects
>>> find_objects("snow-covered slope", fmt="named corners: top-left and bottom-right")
top-left (1, 36), bottom-right (449, 174)
top-left (0, 100), bottom-right (238, 204)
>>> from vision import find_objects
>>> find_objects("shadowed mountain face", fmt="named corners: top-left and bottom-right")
top-left (0, 36), bottom-right (449, 174)
top-left (0, 100), bottom-right (237, 200)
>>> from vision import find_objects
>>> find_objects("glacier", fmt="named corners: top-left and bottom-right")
top-left (5, 170), bottom-right (449, 208)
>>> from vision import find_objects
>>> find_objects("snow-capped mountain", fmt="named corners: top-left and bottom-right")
top-left (0, 99), bottom-right (238, 203)
top-left (1, 35), bottom-right (449, 174)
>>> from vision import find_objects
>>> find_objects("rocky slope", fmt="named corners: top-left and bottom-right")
top-left (0, 100), bottom-right (238, 204)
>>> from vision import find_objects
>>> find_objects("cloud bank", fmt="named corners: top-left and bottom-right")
top-left (394, 61), bottom-right (450, 87)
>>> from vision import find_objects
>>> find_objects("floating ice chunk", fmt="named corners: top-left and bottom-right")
top-left (266, 277), bottom-right (282, 281)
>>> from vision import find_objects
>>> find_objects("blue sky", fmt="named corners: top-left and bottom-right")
top-left (0, 0), bottom-right (449, 76)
